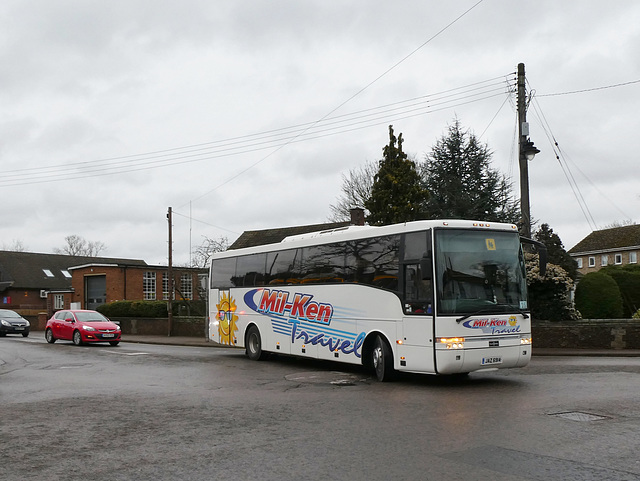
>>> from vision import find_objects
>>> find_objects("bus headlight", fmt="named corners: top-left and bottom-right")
top-left (437, 337), bottom-right (465, 349)
top-left (520, 336), bottom-right (532, 345)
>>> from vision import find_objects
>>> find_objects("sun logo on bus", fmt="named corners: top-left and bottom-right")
top-left (508, 316), bottom-right (517, 326)
top-left (216, 293), bottom-right (238, 345)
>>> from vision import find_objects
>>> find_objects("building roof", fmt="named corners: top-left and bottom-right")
top-left (0, 251), bottom-right (147, 291)
top-left (229, 221), bottom-right (351, 250)
top-left (568, 224), bottom-right (640, 254)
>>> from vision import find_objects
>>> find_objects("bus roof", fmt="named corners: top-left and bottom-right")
top-left (212, 219), bottom-right (519, 261)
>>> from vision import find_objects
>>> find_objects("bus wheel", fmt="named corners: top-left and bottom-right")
top-left (246, 326), bottom-right (266, 361)
top-left (372, 335), bottom-right (394, 382)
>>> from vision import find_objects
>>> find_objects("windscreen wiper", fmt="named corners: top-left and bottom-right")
top-left (456, 305), bottom-right (529, 323)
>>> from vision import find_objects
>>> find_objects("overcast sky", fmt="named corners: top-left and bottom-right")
top-left (1, 0), bottom-right (639, 265)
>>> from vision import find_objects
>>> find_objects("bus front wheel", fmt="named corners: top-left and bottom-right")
top-left (372, 335), bottom-right (395, 382)
top-left (246, 326), bottom-right (267, 361)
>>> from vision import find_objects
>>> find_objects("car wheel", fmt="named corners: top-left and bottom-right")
top-left (45, 329), bottom-right (56, 344)
top-left (372, 335), bottom-right (395, 382)
top-left (109, 341), bottom-right (120, 346)
top-left (72, 330), bottom-right (83, 346)
top-left (22, 332), bottom-right (29, 338)
top-left (245, 325), bottom-right (267, 361)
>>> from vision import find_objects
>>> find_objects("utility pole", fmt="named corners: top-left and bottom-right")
top-left (167, 207), bottom-right (173, 337)
top-left (517, 63), bottom-right (531, 238)
top-left (517, 63), bottom-right (540, 239)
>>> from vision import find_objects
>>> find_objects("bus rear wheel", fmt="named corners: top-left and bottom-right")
top-left (372, 335), bottom-right (395, 382)
top-left (246, 325), bottom-right (267, 361)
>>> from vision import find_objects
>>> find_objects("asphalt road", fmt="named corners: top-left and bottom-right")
top-left (2, 336), bottom-right (640, 481)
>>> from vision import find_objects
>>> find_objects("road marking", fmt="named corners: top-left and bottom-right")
top-left (100, 349), bottom-right (149, 356)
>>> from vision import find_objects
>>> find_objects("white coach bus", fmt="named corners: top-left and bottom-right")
top-left (208, 219), bottom-right (546, 381)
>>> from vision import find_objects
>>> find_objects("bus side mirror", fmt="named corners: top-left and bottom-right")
top-left (420, 256), bottom-right (432, 281)
top-left (521, 237), bottom-right (547, 278)
top-left (538, 245), bottom-right (548, 278)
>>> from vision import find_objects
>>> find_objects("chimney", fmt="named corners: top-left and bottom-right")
top-left (349, 208), bottom-right (365, 226)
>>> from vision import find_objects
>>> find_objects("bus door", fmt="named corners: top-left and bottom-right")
top-left (400, 262), bottom-right (435, 373)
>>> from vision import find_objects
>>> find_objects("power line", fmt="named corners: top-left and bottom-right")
top-left (536, 78), bottom-right (640, 97)
top-left (1, 77), bottom-right (511, 187)
top-left (171, 210), bottom-right (240, 235)
top-left (3, 2), bottom-right (491, 191)
top-left (529, 94), bottom-right (600, 231)
top-left (181, 0), bottom-right (488, 208)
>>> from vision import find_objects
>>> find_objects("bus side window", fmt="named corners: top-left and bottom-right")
top-left (266, 249), bottom-right (300, 285)
top-left (211, 258), bottom-right (237, 289)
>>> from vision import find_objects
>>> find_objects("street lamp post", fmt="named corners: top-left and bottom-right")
top-left (517, 63), bottom-right (540, 239)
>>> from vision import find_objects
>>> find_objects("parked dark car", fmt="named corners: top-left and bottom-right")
top-left (45, 309), bottom-right (121, 346)
top-left (0, 309), bottom-right (30, 337)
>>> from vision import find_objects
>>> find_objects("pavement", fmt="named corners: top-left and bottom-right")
top-left (119, 334), bottom-right (640, 356)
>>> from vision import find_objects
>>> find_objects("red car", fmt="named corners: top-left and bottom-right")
top-left (45, 310), bottom-right (121, 346)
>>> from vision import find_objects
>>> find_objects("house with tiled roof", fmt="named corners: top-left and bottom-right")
top-left (0, 251), bottom-right (147, 314)
top-left (229, 221), bottom-right (352, 249)
top-left (568, 224), bottom-right (640, 275)
top-left (229, 209), bottom-right (366, 250)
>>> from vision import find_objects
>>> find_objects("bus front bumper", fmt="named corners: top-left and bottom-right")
top-left (435, 343), bottom-right (532, 374)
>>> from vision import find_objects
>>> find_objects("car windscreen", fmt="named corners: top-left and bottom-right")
top-left (0, 310), bottom-right (22, 318)
top-left (74, 312), bottom-right (110, 322)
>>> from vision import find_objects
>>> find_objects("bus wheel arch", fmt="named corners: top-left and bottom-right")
top-left (245, 324), bottom-right (267, 361)
top-left (362, 332), bottom-right (395, 382)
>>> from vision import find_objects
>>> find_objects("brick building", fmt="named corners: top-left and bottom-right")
top-left (69, 262), bottom-right (207, 310)
top-left (0, 251), bottom-right (207, 321)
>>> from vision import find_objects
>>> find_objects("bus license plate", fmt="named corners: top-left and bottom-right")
top-left (482, 356), bottom-right (502, 365)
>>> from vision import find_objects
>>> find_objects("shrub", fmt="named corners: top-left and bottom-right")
top-left (525, 253), bottom-right (579, 321)
top-left (601, 264), bottom-right (640, 318)
top-left (574, 271), bottom-right (623, 319)
top-left (633, 309), bottom-right (640, 319)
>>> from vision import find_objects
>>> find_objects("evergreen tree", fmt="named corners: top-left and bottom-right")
top-left (365, 125), bottom-right (429, 226)
top-left (422, 119), bottom-right (519, 223)
top-left (534, 223), bottom-right (578, 280)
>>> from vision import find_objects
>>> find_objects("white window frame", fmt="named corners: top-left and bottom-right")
top-left (601, 255), bottom-right (608, 267)
top-left (630, 252), bottom-right (638, 264)
top-left (181, 273), bottom-right (193, 300)
top-left (162, 272), bottom-right (170, 300)
top-left (614, 254), bottom-right (622, 265)
top-left (54, 294), bottom-right (64, 310)
top-left (588, 256), bottom-right (596, 267)
top-left (576, 258), bottom-right (583, 269)
top-left (143, 272), bottom-right (156, 301)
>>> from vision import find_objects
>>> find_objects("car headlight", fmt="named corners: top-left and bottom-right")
top-left (82, 325), bottom-right (97, 331)
top-left (24, 320), bottom-right (30, 327)
top-left (1, 320), bottom-right (11, 327)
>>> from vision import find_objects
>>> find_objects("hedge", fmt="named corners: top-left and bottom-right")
top-left (98, 300), bottom-right (206, 318)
